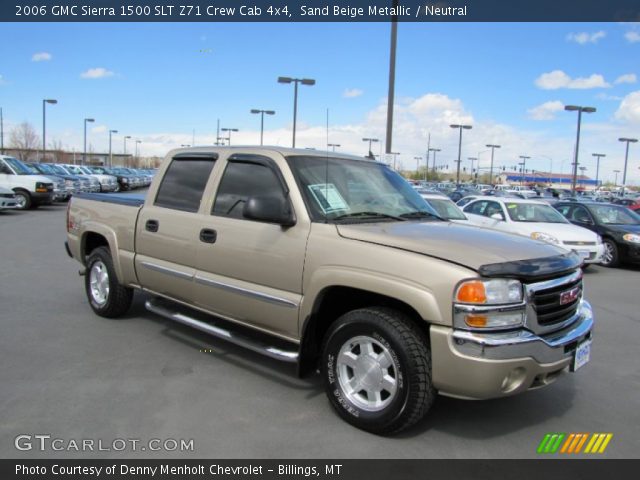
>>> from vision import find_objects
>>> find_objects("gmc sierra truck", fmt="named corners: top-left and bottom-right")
top-left (65, 147), bottom-right (593, 434)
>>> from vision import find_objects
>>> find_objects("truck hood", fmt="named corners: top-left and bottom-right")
top-left (336, 221), bottom-right (570, 272)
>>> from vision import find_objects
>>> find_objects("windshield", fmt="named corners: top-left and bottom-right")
top-left (590, 205), bottom-right (640, 225)
top-left (91, 167), bottom-right (108, 174)
top-left (505, 202), bottom-right (568, 223)
top-left (286, 155), bottom-right (440, 222)
top-left (65, 165), bottom-right (84, 175)
top-left (3, 157), bottom-right (33, 175)
top-left (425, 198), bottom-right (467, 220)
top-left (51, 164), bottom-right (70, 175)
top-left (35, 163), bottom-right (55, 175)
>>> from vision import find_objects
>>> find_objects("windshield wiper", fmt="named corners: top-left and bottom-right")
top-left (333, 211), bottom-right (406, 222)
top-left (399, 210), bottom-right (445, 221)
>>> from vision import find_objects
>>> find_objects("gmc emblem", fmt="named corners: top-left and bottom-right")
top-left (559, 286), bottom-right (581, 305)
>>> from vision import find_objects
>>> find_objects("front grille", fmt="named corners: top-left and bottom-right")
top-left (526, 271), bottom-right (583, 330)
top-left (563, 241), bottom-right (596, 246)
top-left (0, 193), bottom-right (15, 198)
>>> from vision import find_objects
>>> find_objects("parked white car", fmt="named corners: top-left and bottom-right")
top-left (0, 185), bottom-right (19, 210)
top-left (419, 193), bottom-right (468, 222)
top-left (461, 197), bottom-right (605, 264)
top-left (0, 155), bottom-right (55, 209)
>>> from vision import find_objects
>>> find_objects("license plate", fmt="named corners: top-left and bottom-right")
top-left (577, 250), bottom-right (590, 259)
top-left (572, 340), bottom-right (591, 372)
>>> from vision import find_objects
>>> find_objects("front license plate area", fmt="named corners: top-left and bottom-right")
top-left (571, 339), bottom-right (591, 372)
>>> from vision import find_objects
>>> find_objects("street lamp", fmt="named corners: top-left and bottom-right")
top-left (42, 99), bottom-right (57, 162)
top-left (428, 148), bottom-right (440, 181)
top-left (221, 127), bottom-right (238, 146)
top-left (390, 152), bottom-right (400, 170)
top-left (83, 118), bottom-right (95, 165)
top-left (519, 155), bottom-right (530, 185)
top-left (108, 130), bottom-right (118, 167)
top-left (327, 143), bottom-right (340, 152)
top-left (123, 135), bottom-right (132, 166)
top-left (618, 137), bottom-right (638, 196)
top-left (250, 109), bottom-right (275, 146)
top-left (565, 105), bottom-right (596, 194)
top-left (468, 157), bottom-right (478, 181)
top-left (278, 76), bottom-right (315, 148)
top-left (486, 144), bottom-right (501, 185)
top-left (414, 156), bottom-right (422, 177)
top-left (135, 140), bottom-right (142, 160)
top-left (450, 124), bottom-right (472, 184)
top-left (592, 153), bottom-right (606, 188)
top-left (362, 137), bottom-right (379, 157)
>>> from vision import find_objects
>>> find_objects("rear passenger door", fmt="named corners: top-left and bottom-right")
top-left (135, 153), bottom-right (217, 303)
top-left (193, 154), bottom-right (309, 340)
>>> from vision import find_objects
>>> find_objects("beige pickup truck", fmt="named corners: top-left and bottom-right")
top-left (65, 147), bottom-right (593, 434)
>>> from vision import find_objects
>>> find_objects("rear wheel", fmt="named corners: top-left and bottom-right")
top-left (85, 246), bottom-right (133, 317)
top-left (321, 307), bottom-right (435, 435)
top-left (600, 239), bottom-right (620, 268)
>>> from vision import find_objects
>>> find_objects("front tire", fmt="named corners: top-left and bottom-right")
top-left (85, 246), bottom-right (133, 318)
top-left (600, 239), bottom-right (620, 268)
top-left (14, 190), bottom-right (31, 210)
top-left (321, 308), bottom-right (435, 435)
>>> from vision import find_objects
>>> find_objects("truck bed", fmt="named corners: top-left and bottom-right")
top-left (75, 192), bottom-right (146, 207)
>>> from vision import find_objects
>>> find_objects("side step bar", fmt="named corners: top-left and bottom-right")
top-left (145, 299), bottom-right (299, 363)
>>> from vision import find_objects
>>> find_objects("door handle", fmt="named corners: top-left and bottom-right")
top-left (145, 219), bottom-right (159, 232)
top-left (199, 228), bottom-right (217, 244)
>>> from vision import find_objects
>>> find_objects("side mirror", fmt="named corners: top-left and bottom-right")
top-left (490, 213), bottom-right (504, 221)
top-left (243, 195), bottom-right (296, 227)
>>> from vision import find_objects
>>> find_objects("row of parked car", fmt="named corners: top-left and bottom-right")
top-left (0, 154), bottom-right (155, 210)
top-left (414, 187), bottom-right (640, 269)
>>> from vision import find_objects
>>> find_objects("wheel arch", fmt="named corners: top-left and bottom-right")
top-left (297, 285), bottom-right (431, 377)
top-left (81, 227), bottom-right (126, 283)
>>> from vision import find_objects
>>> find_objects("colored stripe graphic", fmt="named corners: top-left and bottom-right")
top-left (540, 433), bottom-right (613, 454)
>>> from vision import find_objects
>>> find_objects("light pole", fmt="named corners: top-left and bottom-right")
top-left (592, 153), bottom-right (605, 188)
top-left (613, 169), bottom-right (620, 187)
top-left (428, 148), bottom-right (440, 181)
top-left (250, 109), bottom-right (275, 146)
top-left (390, 152), bottom-right (400, 170)
top-left (0, 106), bottom-right (4, 154)
top-left (123, 135), bottom-right (131, 166)
top-left (414, 156), bottom-right (422, 178)
top-left (42, 99), bottom-right (57, 162)
top-left (135, 140), bottom-right (142, 164)
top-left (221, 127), bottom-right (238, 146)
top-left (486, 144), bottom-right (501, 185)
top-left (450, 124), bottom-right (472, 184)
top-left (519, 155), bottom-right (530, 185)
top-left (83, 117), bottom-right (95, 165)
top-left (468, 157), bottom-right (478, 182)
top-left (108, 129), bottom-right (118, 167)
top-left (618, 137), bottom-right (638, 196)
top-left (327, 143), bottom-right (340, 152)
top-left (362, 137), bottom-right (379, 157)
top-left (278, 76), bottom-right (315, 148)
top-left (565, 105), bottom-right (596, 194)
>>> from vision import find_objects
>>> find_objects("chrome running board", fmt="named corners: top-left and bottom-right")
top-left (145, 299), bottom-right (299, 363)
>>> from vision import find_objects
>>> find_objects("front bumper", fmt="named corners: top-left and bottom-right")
top-left (431, 301), bottom-right (593, 400)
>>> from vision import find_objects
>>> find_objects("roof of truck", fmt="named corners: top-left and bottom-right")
top-left (167, 146), bottom-right (380, 163)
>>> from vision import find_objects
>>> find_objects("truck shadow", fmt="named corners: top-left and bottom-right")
top-left (127, 293), bottom-right (325, 398)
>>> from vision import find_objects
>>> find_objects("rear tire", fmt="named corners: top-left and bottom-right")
top-left (85, 246), bottom-right (133, 318)
top-left (321, 307), bottom-right (435, 435)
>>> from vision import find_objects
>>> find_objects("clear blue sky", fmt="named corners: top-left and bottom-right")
top-left (1, 22), bottom-right (639, 184)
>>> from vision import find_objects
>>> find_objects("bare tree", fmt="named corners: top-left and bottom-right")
top-left (9, 122), bottom-right (40, 161)
top-left (48, 139), bottom-right (65, 163)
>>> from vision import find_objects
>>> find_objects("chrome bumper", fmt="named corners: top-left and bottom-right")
top-left (451, 300), bottom-right (593, 364)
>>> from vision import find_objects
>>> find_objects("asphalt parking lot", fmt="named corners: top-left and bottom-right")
top-left (1, 200), bottom-right (639, 459)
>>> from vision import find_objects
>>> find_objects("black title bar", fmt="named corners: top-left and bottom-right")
top-left (3, 0), bottom-right (640, 22)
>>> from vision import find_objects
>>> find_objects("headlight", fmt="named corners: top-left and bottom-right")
top-left (623, 233), bottom-right (640, 244)
top-left (531, 232), bottom-right (560, 244)
top-left (454, 279), bottom-right (525, 330)
top-left (455, 278), bottom-right (523, 305)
